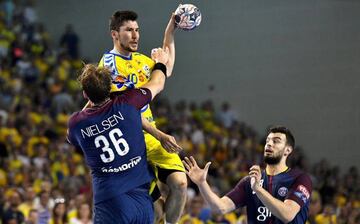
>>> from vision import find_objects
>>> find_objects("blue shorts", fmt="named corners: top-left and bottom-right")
top-left (93, 186), bottom-right (154, 224)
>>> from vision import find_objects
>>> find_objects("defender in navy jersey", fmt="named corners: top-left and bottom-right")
top-left (67, 47), bottom-right (169, 224)
top-left (183, 126), bottom-right (312, 224)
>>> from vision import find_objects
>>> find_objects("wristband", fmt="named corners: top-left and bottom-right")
top-left (153, 63), bottom-right (167, 78)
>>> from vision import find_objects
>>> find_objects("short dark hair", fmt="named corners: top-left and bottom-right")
top-left (78, 64), bottom-right (112, 104)
top-left (268, 126), bottom-right (295, 149)
top-left (109, 10), bottom-right (138, 31)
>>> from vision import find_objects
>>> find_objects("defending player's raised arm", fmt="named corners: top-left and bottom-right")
top-left (142, 47), bottom-right (169, 100)
top-left (162, 13), bottom-right (176, 77)
top-left (183, 156), bottom-right (236, 214)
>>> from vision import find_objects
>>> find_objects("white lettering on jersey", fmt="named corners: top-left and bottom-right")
top-left (257, 206), bottom-right (272, 221)
top-left (101, 156), bottom-right (142, 173)
top-left (81, 112), bottom-right (124, 139)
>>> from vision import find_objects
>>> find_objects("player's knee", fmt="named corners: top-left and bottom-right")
top-left (168, 173), bottom-right (187, 193)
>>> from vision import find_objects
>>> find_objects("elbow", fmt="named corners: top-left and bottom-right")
top-left (211, 205), bottom-right (229, 215)
top-left (157, 82), bottom-right (165, 93)
top-left (281, 213), bottom-right (296, 224)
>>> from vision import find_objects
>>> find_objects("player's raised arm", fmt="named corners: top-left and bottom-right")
top-left (162, 13), bottom-right (176, 78)
top-left (183, 156), bottom-right (236, 214)
top-left (141, 47), bottom-right (169, 100)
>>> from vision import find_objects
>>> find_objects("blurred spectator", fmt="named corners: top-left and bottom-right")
top-left (49, 198), bottom-right (67, 224)
top-left (25, 209), bottom-right (38, 224)
top-left (2, 190), bottom-right (25, 224)
top-left (23, 0), bottom-right (37, 25)
top-left (69, 203), bottom-right (93, 224)
top-left (34, 190), bottom-right (51, 224)
top-left (60, 24), bottom-right (79, 59)
top-left (217, 102), bottom-right (238, 128)
top-left (18, 186), bottom-right (36, 218)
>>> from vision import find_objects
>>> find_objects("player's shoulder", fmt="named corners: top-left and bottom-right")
top-left (288, 168), bottom-right (309, 177)
top-left (132, 52), bottom-right (154, 63)
top-left (67, 111), bottom-right (82, 129)
top-left (288, 168), bottom-right (312, 183)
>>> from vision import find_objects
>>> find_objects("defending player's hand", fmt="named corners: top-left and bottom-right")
top-left (182, 156), bottom-right (211, 185)
top-left (159, 133), bottom-right (182, 153)
top-left (249, 165), bottom-right (262, 192)
top-left (151, 47), bottom-right (169, 65)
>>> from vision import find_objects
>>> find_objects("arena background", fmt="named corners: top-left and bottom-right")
top-left (36, 0), bottom-right (360, 170)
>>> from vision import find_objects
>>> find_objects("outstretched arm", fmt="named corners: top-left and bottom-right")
top-left (162, 13), bottom-right (176, 77)
top-left (182, 156), bottom-right (236, 214)
top-left (141, 116), bottom-right (182, 153)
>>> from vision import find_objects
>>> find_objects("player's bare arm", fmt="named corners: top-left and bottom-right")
top-left (249, 165), bottom-right (301, 223)
top-left (141, 116), bottom-right (182, 153)
top-left (141, 47), bottom-right (169, 99)
top-left (162, 13), bottom-right (176, 77)
top-left (183, 156), bottom-right (236, 214)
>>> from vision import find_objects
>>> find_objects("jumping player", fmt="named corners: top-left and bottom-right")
top-left (183, 126), bottom-right (312, 224)
top-left (98, 10), bottom-right (187, 223)
top-left (67, 47), bottom-right (169, 223)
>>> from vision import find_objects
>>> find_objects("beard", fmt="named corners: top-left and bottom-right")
top-left (264, 154), bottom-right (282, 165)
top-left (121, 42), bottom-right (137, 52)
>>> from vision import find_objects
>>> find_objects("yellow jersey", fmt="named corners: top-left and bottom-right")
top-left (99, 51), bottom-right (156, 125)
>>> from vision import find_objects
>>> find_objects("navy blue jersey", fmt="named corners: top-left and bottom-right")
top-left (67, 88), bottom-right (154, 204)
top-left (226, 168), bottom-right (312, 224)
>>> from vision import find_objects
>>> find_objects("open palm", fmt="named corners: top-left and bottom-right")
top-left (182, 156), bottom-right (211, 185)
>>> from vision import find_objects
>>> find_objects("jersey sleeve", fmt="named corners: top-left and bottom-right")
top-left (66, 114), bottom-right (82, 151)
top-left (286, 173), bottom-right (312, 207)
top-left (115, 88), bottom-right (152, 110)
top-left (99, 53), bottom-right (119, 75)
top-left (225, 176), bottom-right (250, 208)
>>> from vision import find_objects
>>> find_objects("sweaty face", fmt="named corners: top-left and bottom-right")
top-left (264, 132), bottom-right (288, 165)
top-left (112, 20), bottom-right (139, 54)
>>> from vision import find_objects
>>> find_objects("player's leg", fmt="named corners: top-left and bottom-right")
top-left (145, 133), bottom-right (187, 223)
top-left (158, 168), bottom-right (187, 224)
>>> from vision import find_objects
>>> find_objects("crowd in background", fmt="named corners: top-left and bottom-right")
top-left (0, 1), bottom-right (359, 223)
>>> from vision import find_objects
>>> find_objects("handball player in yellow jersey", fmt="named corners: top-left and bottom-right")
top-left (98, 11), bottom-right (186, 224)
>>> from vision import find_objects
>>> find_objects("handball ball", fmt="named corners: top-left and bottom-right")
top-left (174, 4), bottom-right (202, 31)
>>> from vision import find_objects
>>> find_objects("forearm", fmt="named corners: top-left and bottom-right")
top-left (162, 16), bottom-right (176, 77)
top-left (142, 69), bottom-right (166, 99)
top-left (141, 116), bottom-right (161, 139)
top-left (198, 182), bottom-right (233, 214)
top-left (255, 187), bottom-right (298, 223)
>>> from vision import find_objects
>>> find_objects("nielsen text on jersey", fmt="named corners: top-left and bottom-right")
top-left (80, 112), bottom-right (124, 138)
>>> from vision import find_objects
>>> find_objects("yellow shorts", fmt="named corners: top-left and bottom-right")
top-left (145, 133), bottom-right (185, 172)
top-left (145, 133), bottom-right (185, 195)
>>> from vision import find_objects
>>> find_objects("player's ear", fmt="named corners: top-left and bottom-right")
top-left (111, 30), bottom-right (118, 40)
top-left (83, 91), bottom-right (88, 100)
top-left (284, 146), bottom-right (292, 157)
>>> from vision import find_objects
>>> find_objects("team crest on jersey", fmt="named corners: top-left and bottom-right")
top-left (278, 187), bottom-right (288, 197)
top-left (139, 75), bottom-right (145, 82)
